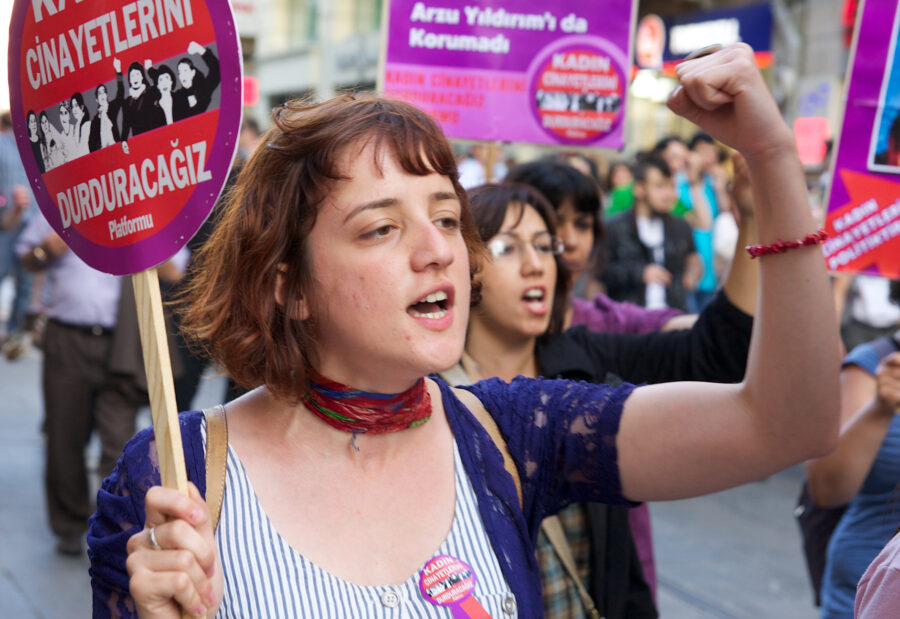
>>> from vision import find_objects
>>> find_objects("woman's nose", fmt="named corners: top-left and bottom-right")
top-left (410, 221), bottom-right (454, 272)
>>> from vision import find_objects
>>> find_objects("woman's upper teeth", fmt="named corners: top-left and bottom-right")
top-left (524, 288), bottom-right (543, 299)
top-left (419, 290), bottom-right (448, 303)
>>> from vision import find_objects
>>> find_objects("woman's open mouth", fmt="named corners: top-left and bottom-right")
top-left (409, 290), bottom-right (450, 320)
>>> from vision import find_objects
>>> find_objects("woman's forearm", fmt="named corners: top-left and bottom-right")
top-left (740, 145), bottom-right (841, 458)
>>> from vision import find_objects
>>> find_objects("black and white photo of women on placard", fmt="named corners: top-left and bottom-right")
top-left (39, 110), bottom-right (63, 170)
top-left (69, 92), bottom-right (92, 158)
top-left (26, 110), bottom-right (45, 173)
top-left (173, 41), bottom-right (221, 121)
top-left (24, 43), bottom-right (223, 174)
top-left (89, 61), bottom-right (124, 153)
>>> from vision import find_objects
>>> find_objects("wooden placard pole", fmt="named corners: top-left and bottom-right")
top-left (133, 268), bottom-right (198, 619)
top-left (132, 268), bottom-right (189, 494)
top-left (485, 141), bottom-right (498, 183)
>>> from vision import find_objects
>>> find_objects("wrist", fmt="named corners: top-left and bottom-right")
top-left (741, 136), bottom-right (798, 168)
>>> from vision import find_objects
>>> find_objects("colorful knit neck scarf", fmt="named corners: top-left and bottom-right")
top-left (301, 370), bottom-right (432, 437)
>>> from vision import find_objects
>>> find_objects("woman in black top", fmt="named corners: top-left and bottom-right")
top-left (445, 181), bottom-right (756, 618)
top-left (121, 60), bottom-right (164, 139)
top-left (26, 110), bottom-right (46, 173)
top-left (89, 59), bottom-right (125, 152)
top-left (173, 41), bottom-right (221, 121)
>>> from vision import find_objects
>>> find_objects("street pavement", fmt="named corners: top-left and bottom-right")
top-left (0, 347), bottom-right (820, 618)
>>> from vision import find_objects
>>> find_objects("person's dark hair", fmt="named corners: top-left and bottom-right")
top-left (155, 64), bottom-right (176, 87)
top-left (505, 157), bottom-right (605, 278)
top-left (888, 115), bottom-right (900, 148)
top-left (504, 157), bottom-right (603, 240)
top-left (652, 135), bottom-right (687, 155)
top-left (890, 279), bottom-right (900, 306)
top-left (70, 93), bottom-right (90, 127)
top-left (178, 94), bottom-right (483, 402)
top-left (689, 131), bottom-right (715, 151)
top-left (467, 183), bottom-right (570, 336)
top-left (633, 154), bottom-right (672, 183)
top-left (178, 58), bottom-right (197, 75)
top-left (26, 110), bottom-right (40, 137)
top-left (604, 160), bottom-right (633, 193)
top-left (127, 62), bottom-right (148, 87)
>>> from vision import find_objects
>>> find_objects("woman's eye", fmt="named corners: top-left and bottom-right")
top-left (361, 224), bottom-right (394, 240)
top-left (436, 216), bottom-right (460, 230)
top-left (575, 217), bottom-right (593, 231)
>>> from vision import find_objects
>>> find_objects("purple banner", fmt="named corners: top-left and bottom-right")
top-left (384, 0), bottom-right (635, 148)
top-left (824, 0), bottom-right (900, 278)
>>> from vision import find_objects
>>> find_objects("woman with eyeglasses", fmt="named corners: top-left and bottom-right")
top-left (442, 174), bottom-right (758, 617)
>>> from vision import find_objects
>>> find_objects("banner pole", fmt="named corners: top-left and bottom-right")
top-left (132, 268), bottom-right (198, 619)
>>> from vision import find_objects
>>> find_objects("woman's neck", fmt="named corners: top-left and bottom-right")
top-left (232, 383), bottom-right (446, 468)
top-left (463, 320), bottom-right (539, 381)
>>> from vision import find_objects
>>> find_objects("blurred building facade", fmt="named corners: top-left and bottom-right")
top-left (234, 0), bottom-right (382, 128)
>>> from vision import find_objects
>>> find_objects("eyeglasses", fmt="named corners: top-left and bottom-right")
top-left (487, 232), bottom-right (564, 260)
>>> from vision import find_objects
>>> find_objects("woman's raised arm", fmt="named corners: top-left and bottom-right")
top-left (616, 44), bottom-right (841, 502)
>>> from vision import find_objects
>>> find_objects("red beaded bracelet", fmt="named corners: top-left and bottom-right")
top-left (745, 229), bottom-right (829, 258)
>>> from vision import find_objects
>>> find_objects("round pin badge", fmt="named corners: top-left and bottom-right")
top-left (419, 555), bottom-right (491, 618)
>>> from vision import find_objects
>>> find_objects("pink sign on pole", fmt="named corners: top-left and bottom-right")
top-left (383, 0), bottom-right (636, 149)
top-left (8, 0), bottom-right (242, 275)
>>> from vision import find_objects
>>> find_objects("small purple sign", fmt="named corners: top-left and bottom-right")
top-left (384, 0), bottom-right (635, 148)
top-left (8, 0), bottom-right (242, 275)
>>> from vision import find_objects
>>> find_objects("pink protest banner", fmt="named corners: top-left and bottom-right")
top-left (383, 0), bottom-right (636, 148)
top-left (824, 0), bottom-right (900, 278)
top-left (9, 0), bottom-right (242, 275)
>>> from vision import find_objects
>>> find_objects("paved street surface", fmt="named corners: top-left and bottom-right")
top-left (1, 348), bottom-right (819, 618)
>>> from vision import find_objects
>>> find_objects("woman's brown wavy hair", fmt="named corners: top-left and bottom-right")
top-left (178, 94), bottom-right (483, 402)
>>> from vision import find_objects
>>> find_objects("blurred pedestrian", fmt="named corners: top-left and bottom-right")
top-left (0, 111), bottom-right (38, 355)
top-left (806, 280), bottom-right (900, 619)
top-left (457, 144), bottom-right (487, 189)
top-left (681, 133), bottom-right (730, 313)
top-left (16, 213), bottom-right (132, 555)
top-left (603, 159), bottom-right (635, 218)
top-left (601, 155), bottom-right (701, 312)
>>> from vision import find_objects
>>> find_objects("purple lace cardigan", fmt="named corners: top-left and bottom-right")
top-left (88, 376), bottom-right (635, 618)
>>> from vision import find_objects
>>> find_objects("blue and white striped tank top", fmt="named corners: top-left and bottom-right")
top-left (202, 420), bottom-right (518, 618)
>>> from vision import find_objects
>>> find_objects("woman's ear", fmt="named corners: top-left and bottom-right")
top-left (275, 263), bottom-right (310, 320)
